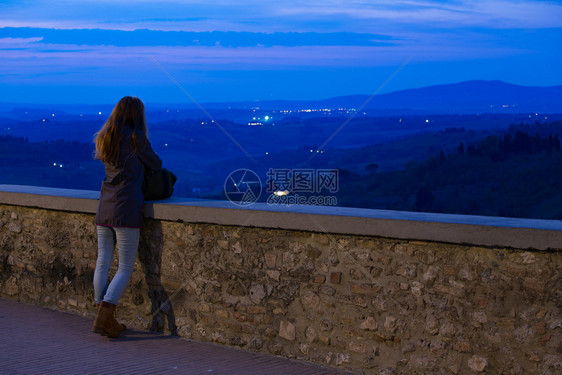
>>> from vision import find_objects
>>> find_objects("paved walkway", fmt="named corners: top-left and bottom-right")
top-left (0, 298), bottom-right (356, 375)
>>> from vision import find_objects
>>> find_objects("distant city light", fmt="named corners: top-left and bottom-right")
top-left (265, 152), bottom-right (269, 155)
top-left (264, 116), bottom-right (270, 121)
top-left (98, 111), bottom-right (102, 115)
top-left (51, 113), bottom-right (55, 117)
top-left (164, 143), bottom-right (168, 147)
top-left (274, 190), bottom-right (289, 196)
top-left (425, 119), bottom-right (429, 123)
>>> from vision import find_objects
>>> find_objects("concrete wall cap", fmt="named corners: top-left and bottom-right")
top-left (1, 184), bottom-right (561, 250)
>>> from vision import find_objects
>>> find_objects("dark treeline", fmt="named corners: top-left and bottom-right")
top-left (462, 130), bottom-right (561, 159)
top-left (337, 122), bottom-right (562, 219)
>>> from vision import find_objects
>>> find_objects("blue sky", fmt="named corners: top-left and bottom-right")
top-left (0, 0), bottom-right (561, 104)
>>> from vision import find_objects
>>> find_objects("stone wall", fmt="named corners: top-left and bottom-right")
top-left (0, 203), bottom-right (561, 374)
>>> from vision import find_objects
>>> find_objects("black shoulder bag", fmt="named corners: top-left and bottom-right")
top-left (143, 168), bottom-right (177, 200)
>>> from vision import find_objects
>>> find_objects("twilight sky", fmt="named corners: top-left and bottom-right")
top-left (0, 0), bottom-right (561, 104)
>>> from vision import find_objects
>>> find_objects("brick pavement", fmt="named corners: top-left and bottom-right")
top-left (0, 298), bottom-right (357, 375)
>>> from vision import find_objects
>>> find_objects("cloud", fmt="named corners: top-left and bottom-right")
top-left (0, 27), bottom-right (396, 48)
top-left (272, 0), bottom-right (562, 29)
top-left (0, 36), bottom-right (43, 46)
top-left (2, 0), bottom-right (561, 33)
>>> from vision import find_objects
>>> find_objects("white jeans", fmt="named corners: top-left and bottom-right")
top-left (93, 226), bottom-right (140, 305)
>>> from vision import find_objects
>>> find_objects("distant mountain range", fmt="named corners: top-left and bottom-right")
top-left (1, 80), bottom-right (561, 115)
top-left (236, 80), bottom-right (562, 114)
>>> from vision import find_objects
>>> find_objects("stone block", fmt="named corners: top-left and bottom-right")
top-left (337, 294), bottom-right (367, 308)
top-left (282, 251), bottom-right (298, 271)
top-left (250, 337), bottom-right (264, 349)
top-left (330, 272), bottom-right (342, 284)
top-left (8, 222), bottom-right (22, 233)
top-left (454, 341), bottom-right (472, 353)
top-left (246, 305), bottom-right (266, 314)
top-left (318, 333), bottom-right (330, 345)
top-left (266, 270), bottom-right (280, 281)
top-left (4, 276), bottom-right (18, 296)
top-left (349, 340), bottom-right (369, 353)
top-left (215, 309), bottom-right (229, 319)
top-left (249, 284), bottom-right (266, 304)
top-left (401, 342), bottom-right (415, 354)
top-left (319, 318), bottom-right (333, 332)
top-left (335, 353), bottom-right (350, 366)
top-left (349, 267), bottom-right (365, 280)
top-left (264, 253), bottom-right (277, 268)
top-left (425, 316), bottom-right (439, 335)
top-left (351, 283), bottom-right (372, 294)
top-left (423, 265), bottom-right (440, 282)
top-left (467, 355), bottom-right (488, 373)
top-left (378, 256), bottom-right (392, 265)
top-left (300, 290), bottom-right (320, 311)
top-left (232, 241), bottom-right (242, 254)
top-left (305, 326), bottom-right (318, 343)
top-left (433, 284), bottom-right (464, 297)
top-left (313, 274), bottom-right (326, 284)
top-left (359, 316), bottom-right (378, 331)
top-left (384, 315), bottom-right (397, 333)
top-left (279, 320), bottom-right (296, 341)
top-left (444, 264), bottom-right (458, 276)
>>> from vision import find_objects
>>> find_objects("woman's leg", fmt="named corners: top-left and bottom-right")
top-left (93, 226), bottom-right (116, 304)
top-left (102, 227), bottom-right (140, 305)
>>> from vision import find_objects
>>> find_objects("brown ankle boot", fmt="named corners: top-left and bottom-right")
top-left (92, 301), bottom-right (122, 338)
top-left (92, 303), bottom-right (126, 334)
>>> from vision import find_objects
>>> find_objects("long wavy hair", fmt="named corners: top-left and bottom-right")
top-left (94, 96), bottom-right (148, 164)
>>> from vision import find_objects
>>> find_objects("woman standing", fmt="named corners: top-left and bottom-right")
top-left (92, 96), bottom-right (162, 338)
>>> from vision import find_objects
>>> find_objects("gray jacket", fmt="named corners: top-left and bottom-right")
top-left (95, 127), bottom-right (162, 228)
